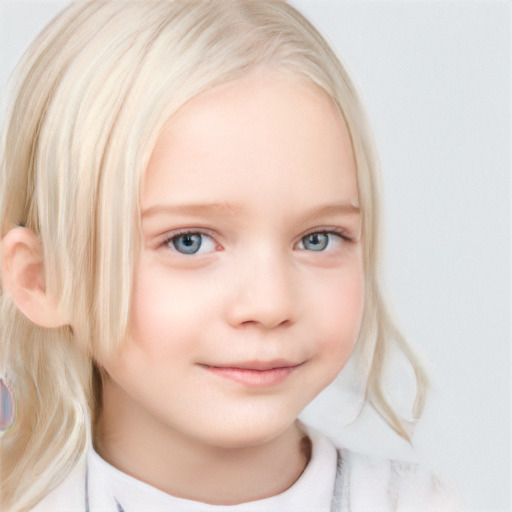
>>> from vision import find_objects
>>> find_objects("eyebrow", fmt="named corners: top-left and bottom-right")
top-left (141, 201), bottom-right (360, 220)
top-left (297, 202), bottom-right (360, 223)
top-left (141, 202), bottom-right (244, 219)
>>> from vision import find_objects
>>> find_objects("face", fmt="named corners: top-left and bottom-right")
top-left (101, 71), bottom-right (364, 450)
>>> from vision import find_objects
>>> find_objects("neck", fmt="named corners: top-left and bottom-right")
top-left (95, 378), bottom-right (311, 505)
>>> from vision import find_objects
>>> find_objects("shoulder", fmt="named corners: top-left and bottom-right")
top-left (336, 447), bottom-right (465, 512)
top-left (29, 461), bottom-right (85, 512)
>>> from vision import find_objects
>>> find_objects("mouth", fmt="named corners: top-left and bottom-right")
top-left (199, 360), bottom-right (303, 388)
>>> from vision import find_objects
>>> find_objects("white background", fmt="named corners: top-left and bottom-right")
top-left (1, 1), bottom-right (510, 510)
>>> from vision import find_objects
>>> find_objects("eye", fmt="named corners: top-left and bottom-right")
top-left (297, 231), bottom-right (344, 252)
top-left (166, 232), bottom-right (216, 255)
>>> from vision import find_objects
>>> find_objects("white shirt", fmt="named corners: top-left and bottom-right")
top-left (87, 427), bottom-right (337, 512)
top-left (31, 426), bottom-right (464, 512)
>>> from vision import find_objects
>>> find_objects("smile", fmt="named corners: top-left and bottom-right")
top-left (199, 361), bottom-right (303, 388)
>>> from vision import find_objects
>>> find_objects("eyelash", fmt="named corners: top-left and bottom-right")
top-left (160, 229), bottom-right (218, 256)
top-left (301, 228), bottom-right (352, 244)
top-left (159, 227), bottom-right (353, 255)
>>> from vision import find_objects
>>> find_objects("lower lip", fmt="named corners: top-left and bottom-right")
top-left (202, 365), bottom-right (299, 388)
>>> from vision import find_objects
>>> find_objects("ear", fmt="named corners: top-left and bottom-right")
top-left (1, 227), bottom-right (69, 328)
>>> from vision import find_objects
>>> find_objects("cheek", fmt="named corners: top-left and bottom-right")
top-left (314, 263), bottom-right (365, 361)
top-left (127, 260), bottom-right (213, 357)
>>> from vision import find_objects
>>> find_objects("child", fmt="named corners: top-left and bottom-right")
top-left (0, 1), bottom-right (462, 511)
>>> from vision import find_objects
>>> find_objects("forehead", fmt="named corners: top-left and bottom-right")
top-left (142, 70), bottom-right (358, 214)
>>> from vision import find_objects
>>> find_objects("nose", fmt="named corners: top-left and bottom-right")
top-left (225, 249), bottom-right (297, 330)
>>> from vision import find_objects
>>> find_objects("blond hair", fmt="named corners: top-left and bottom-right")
top-left (0, 1), bottom-right (427, 510)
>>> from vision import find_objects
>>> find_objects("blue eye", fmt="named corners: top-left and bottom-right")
top-left (299, 232), bottom-right (343, 251)
top-left (168, 233), bottom-right (216, 255)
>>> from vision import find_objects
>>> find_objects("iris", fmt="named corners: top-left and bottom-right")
top-left (301, 232), bottom-right (329, 251)
top-left (172, 233), bottom-right (203, 254)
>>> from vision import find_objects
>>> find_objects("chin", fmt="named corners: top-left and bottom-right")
top-left (192, 413), bottom-right (300, 451)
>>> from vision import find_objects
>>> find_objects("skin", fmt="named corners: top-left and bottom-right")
top-left (2, 69), bottom-right (364, 505)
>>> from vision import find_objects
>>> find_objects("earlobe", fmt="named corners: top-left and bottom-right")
top-left (1, 227), bottom-right (68, 328)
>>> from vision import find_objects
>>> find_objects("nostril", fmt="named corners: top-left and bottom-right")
top-left (228, 296), bottom-right (295, 329)
top-left (239, 317), bottom-right (292, 329)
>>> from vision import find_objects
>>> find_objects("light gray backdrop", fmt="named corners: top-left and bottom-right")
top-left (0, 1), bottom-right (510, 510)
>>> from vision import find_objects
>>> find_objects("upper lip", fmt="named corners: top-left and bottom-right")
top-left (201, 360), bottom-right (303, 371)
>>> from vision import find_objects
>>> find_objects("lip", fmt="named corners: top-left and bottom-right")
top-left (200, 360), bottom-right (303, 388)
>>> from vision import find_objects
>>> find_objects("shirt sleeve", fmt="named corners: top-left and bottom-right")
top-left (341, 448), bottom-right (466, 512)
top-left (389, 459), bottom-right (466, 512)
